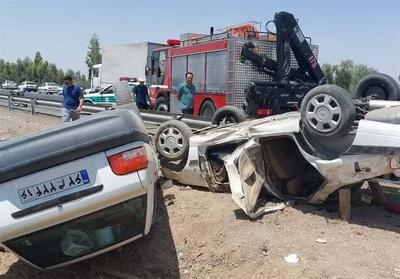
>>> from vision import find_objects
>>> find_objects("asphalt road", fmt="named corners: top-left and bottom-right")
top-left (0, 99), bottom-right (160, 134)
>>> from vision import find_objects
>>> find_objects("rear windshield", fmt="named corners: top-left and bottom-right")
top-left (5, 195), bottom-right (146, 268)
top-left (47, 82), bottom-right (57, 86)
top-left (26, 82), bottom-right (35, 85)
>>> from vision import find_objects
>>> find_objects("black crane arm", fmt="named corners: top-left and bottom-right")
top-left (274, 12), bottom-right (326, 85)
top-left (240, 11), bottom-right (326, 85)
top-left (240, 42), bottom-right (277, 77)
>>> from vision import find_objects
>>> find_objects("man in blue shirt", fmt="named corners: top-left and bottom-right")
top-left (62, 75), bottom-right (83, 123)
top-left (133, 77), bottom-right (149, 109)
top-left (178, 72), bottom-right (195, 115)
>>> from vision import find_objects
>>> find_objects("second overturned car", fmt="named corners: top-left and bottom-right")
top-left (156, 84), bottom-right (400, 218)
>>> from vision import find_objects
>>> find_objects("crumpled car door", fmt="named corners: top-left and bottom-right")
top-left (224, 139), bottom-right (285, 218)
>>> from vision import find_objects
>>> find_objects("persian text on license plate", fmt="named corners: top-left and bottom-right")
top-left (18, 170), bottom-right (90, 204)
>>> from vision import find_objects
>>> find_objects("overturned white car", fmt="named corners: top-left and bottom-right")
top-left (156, 84), bottom-right (400, 218)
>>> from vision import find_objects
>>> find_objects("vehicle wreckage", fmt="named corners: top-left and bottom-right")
top-left (155, 84), bottom-right (400, 218)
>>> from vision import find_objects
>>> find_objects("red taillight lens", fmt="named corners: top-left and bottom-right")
top-left (257, 108), bottom-right (272, 117)
top-left (107, 146), bottom-right (148, 175)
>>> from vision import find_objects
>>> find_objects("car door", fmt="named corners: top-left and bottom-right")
top-left (224, 139), bottom-right (288, 218)
top-left (101, 86), bottom-right (114, 104)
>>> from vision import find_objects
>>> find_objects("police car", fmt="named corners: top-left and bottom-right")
top-left (84, 83), bottom-right (138, 106)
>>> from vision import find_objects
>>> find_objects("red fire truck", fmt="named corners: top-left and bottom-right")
top-left (146, 21), bottom-right (319, 118)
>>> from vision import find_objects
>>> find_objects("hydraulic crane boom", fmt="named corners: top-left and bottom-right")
top-left (241, 11), bottom-right (326, 85)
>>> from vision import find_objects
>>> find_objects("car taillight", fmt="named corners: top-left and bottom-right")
top-left (257, 108), bottom-right (272, 117)
top-left (107, 146), bottom-right (148, 175)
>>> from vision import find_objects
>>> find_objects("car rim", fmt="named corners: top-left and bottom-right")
top-left (305, 94), bottom-right (342, 133)
top-left (157, 103), bottom-right (168, 111)
top-left (158, 127), bottom-right (184, 156)
top-left (219, 114), bottom-right (237, 126)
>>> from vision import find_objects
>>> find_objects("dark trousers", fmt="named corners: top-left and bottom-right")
top-left (136, 102), bottom-right (149, 109)
top-left (182, 108), bottom-right (193, 115)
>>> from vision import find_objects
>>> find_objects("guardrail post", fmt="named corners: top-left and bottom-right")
top-left (8, 96), bottom-right (11, 111)
top-left (31, 99), bottom-right (35, 115)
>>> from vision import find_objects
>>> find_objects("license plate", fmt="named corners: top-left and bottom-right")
top-left (18, 170), bottom-right (90, 205)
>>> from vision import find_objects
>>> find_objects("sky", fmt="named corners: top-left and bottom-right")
top-left (0, 0), bottom-right (399, 79)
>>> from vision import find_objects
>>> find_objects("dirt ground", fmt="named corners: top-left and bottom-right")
top-left (1, 107), bottom-right (400, 279)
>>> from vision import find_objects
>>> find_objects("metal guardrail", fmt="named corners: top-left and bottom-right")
top-left (0, 89), bottom-right (211, 129)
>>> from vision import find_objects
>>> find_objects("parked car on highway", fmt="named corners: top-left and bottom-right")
top-left (37, 82), bottom-right (59, 94)
top-left (157, 84), bottom-right (400, 218)
top-left (2, 80), bottom-right (18, 90)
top-left (0, 108), bottom-right (158, 270)
top-left (18, 81), bottom-right (37, 92)
top-left (84, 83), bottom-right (138, 106)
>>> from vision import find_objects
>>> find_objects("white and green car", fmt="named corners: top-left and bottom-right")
top-left (84, 83), bottom-right (138, 106)
top-left (84, 85), bottom-right (116, 105)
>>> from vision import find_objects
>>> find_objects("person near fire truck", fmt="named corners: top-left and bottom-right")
top-left (133, 77), bottom-right (150, 109)
top-left (178, 72), bottom-right (195, 114)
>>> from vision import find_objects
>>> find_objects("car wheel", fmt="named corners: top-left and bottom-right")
top-left (211, 105), bottom-right (246, 126)
top-left (200, 100), bottom-right (216, 118)
top-left (300, 84), bottom-right (355, 137)
top-left (154, 96), bottom-right (168, 112)
top-left (355, 73), bottom-right (400, 100)
top-left (154, 120), bottom-right (192, 171)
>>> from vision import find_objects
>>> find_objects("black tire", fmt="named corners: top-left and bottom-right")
top-left (154, 120), bottom-right (192, 165)
top-left (301, 128), bottom-right (355, 160)
top-left (381, 73), bottom-right (400, 99)
top-left (200, 100), bottom-right (216, 118)
top-left (300, 84), bottom-right (355, 137)
top-left (154, 96), bottom-right (168, 112)
top-left (211, 106), bottom-right (246, 126)
top-left (355, 73), bottom-right (400, 100)
top-left (114, 81), bottom-right (133, 105)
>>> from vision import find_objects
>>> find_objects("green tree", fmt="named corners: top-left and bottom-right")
top-left (85, 33), bottom-right (102, 80)
top-left (322, 63), bottom-right (334, 84)
top-left (321, 60), bottom-right (377, 94)
top-left (0, 53), bottom-right (89, 89)
top-left (34, 51), bottom-right (43, 65)
top-left (333, 60), bottom-right (353, 91)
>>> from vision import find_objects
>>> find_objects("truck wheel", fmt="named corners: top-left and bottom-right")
top-left (211, 106), bottom-right (246, 126)
top-left (114, 81), bottom-right (133, 105)
top-left (355, 73), bottom-right (400, 100)
top-left (154, 96), bottom-right (168, 112)
top-left (300, 84), bottom-right (355, 137)
top-left (200, 100), bottom-right (216, 118)
top-left (154, 120), bottom-right (192, 171)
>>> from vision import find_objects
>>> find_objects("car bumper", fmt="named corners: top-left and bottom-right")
top-left (42, 89), bottom-right (58, 93)
top-left (0, 143), bottom-right (158, 269)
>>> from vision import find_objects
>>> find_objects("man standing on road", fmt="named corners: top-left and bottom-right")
top-left (178, 72), bottom-right (195, 115)
top-left (62, 75), bottom-right (83, 123)
top-left (133, 77), bottom-right (150, 109)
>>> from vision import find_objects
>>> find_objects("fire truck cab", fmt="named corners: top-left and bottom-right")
top-left (146, 21), bottom-right (318, 118)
